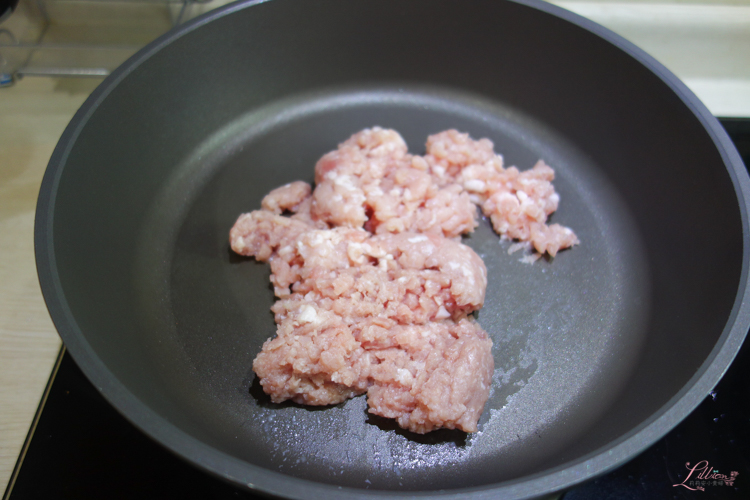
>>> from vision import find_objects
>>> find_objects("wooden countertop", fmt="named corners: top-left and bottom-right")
top-left (0, 77), bottom-right (102, 492)
top-left (1, 1), bottom-right (749, 494)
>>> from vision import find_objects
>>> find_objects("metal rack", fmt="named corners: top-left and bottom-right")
top-left (0, 0), bottom-right (216, 85)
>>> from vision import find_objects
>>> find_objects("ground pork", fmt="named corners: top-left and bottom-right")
top-left (363, 318), bottom-right (493, 433)
top-left (231, 210), bottom-right (493, 433)
top-left (253, 295), bottom-right (493, 432)
top-left (252, 299), bottom-right (370, 406)
top-left (425, 129), bottom-right (579, 256)
top-left (230, 127), bottom-right (578, 434)
top-left (260, 180), bottom-right (311, 214)
top-left (311, 127), bottom-right (478, 238)
top-left (310, 127), bottom-right (577, 256)
top-left (232, 213), bottom-right (486, 322)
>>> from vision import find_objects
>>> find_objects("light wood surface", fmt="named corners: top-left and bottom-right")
top-left (0, 1), bottom-right (748, 496)
top-left (0, 76), bottom-right (102, 493)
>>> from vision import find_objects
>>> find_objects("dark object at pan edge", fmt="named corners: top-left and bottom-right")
top-left (34, 0), bottom-right (750, 499)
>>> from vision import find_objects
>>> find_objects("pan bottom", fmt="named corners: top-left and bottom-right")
top-left (133, 85), bottom-right (650, 490)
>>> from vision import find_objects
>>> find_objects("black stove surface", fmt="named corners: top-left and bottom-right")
top-left (4, 119), bottom-right (749, 500)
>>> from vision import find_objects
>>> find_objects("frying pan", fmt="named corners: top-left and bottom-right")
top-left (34, 0), bottom-right (750, 498)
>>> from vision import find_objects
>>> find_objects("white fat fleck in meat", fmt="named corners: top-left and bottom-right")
top-left (297, 305), bottom-right (318, 324)
top-left (396, 368), bottom-right (413, 385)
top-left (464, 179), bottom-right (486, 192)
top-left (347, 242), bottom-right (366, 264)
top-left (435, 306), bottom-right (451, 319)
top-left (334, 174), bottom-right (357, 190)
top-left (366, 245), bottom-right (386, 258)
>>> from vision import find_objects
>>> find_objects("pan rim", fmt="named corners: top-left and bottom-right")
top-left (33, 0), bottom-right (750, 498)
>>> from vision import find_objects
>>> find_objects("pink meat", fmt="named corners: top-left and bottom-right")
top-left (260, 181), bottom-right (312, 214)
top-left (364, 318), bottom-right (493, 433)
top-left (311, 127), bottom-right (478, 238)
top-left (230, 210), bottom-right (493, 431)
top-left (253, 300), bottom-right (370, 405)
top-left (232, 217), bottom-right (486, 321)
top-left (229, 210), bottom-right (311, 261)
top-left (425, 129), bottom-right (579, 256)
top-left (229, 127), bottom-right (579, 434)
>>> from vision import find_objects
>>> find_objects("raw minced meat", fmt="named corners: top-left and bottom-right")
top-left (252, 299), bottom-right (370, 406)
top-left (425, 129), bottom-right (579, 256)
top-left (260, 180), bottom-right (311, 214)
top-left (309, 127), bottom-right (577, 256)
top-left (363, 318), bottom-right (493, 434)
top-left (254, 299), bottom-right (493, 433)
top-left (231, 211), bottom-right (493, 432)
top-left (311, 127), bottom-right (478, 238)
top-left (229, 127), bottom-right (578, 434)
top-left (232, 212), bottom-right (486, 323)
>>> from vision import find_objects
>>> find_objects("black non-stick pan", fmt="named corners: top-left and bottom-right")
top-left (34, 0), bottom-right (750, 498)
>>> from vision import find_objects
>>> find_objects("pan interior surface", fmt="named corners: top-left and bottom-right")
top-left (133, 87), bottom-right (648, 489)
top-left (38, 0), bottom-right (746, 497)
